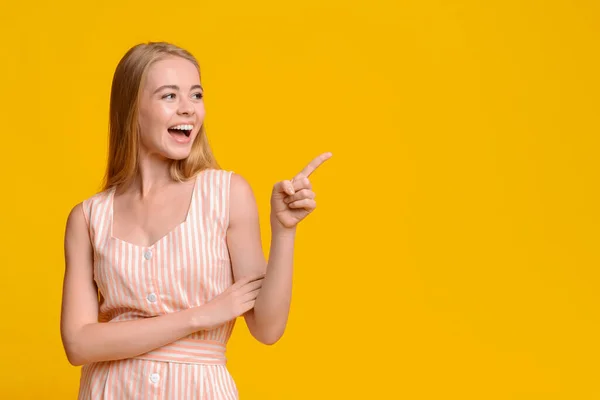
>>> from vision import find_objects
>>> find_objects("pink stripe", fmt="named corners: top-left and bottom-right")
top-left (79, 169), bottom-right (238, 399)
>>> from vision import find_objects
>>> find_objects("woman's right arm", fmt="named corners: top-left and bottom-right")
top-left (60, 202), bottom-right (263, 366)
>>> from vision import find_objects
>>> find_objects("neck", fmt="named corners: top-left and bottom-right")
top-left (132, 152), bottom-right (174, 198)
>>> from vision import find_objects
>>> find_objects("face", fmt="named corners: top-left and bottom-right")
top-left (137, 56), bottom-right (205, 160)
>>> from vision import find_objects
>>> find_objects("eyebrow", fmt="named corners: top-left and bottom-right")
top-left (153, 84), bottom-right (203, 94)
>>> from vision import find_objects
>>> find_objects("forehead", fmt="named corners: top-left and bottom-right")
top-left (144, 56), bottom-right (200, 89)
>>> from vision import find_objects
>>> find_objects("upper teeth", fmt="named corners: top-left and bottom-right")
top-left (171, 124), bottom-right (193, 130)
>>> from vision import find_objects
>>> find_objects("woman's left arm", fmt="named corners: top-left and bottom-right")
top-left (226, 153), bottom-right (332, 345)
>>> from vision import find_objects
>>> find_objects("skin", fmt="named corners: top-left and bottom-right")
top-left (60, 55), bottom-right (332, 366)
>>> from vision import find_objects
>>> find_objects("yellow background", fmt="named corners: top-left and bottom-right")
top-left (0, 0), bottom-right (598, 398)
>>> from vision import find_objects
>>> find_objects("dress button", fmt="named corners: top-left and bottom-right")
top-left (144, 250), bottom-right (153, 260)
top-left (147, 293), bottom-right (157, 303)
top-left (150, 373), bottom-right (160, 383)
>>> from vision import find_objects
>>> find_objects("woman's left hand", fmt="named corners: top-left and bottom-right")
top-left (271, 152), bottom-right (332, 230)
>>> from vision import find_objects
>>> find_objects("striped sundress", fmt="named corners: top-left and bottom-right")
top-left (77, 168), bottom-right (239, 399)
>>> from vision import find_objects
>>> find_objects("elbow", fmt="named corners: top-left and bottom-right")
top-left (61, 322), bottom-right (97, 366)
top-left (246, 311), bottom-right (288, 345)
top-left (62, 336), bottom-right (88, 366)
top-left (67, 355), bottom-right (86, 367)
top-left (255, 327), bottom-right (286, 346)
top-left (65, 348), bottom-right (86, 366)
top-left (64, 343), bottom-right (87, 366)
top-left (260, 336), bottom-right (281, 346)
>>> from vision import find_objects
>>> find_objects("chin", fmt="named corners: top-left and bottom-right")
top-left (161, 133), bottom-right (197, 160)
top-left (164, 148), bottom-right (193, 161)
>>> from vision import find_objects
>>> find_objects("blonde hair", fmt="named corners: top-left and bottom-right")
top-left (102, 42), bottom-right (219, 191)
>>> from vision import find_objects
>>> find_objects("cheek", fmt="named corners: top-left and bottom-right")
top-left (139, 103), bottom-right (174, 136)
top-left (154, 102), bottom-right (177, 122)
top-left (195, 103), bottom-right (206, 119)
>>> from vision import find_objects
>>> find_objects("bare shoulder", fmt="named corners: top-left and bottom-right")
top-left (65, 202), bottom-right (87, 234)
top-left (65, 188), bottom-right (111, 234)
top-left (228, 173), bottom-right (259, 227)
top-left (229, 172), bottom-right (254, 196)
top-left (64, 201), bottom-right (92, 253)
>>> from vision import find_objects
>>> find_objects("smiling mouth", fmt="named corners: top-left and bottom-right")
top-left (168, 124), bottom-right (193, 138)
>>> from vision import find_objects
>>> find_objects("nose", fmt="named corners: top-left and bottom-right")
top-left (177, 96), bottom-right (195, 116)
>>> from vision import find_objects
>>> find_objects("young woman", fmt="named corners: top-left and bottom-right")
top-left (60, 41), bottom-right (331, 399)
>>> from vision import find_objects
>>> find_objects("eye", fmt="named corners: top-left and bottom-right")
top-left (192, 92), bottom-right (203, 100)
top-left (162, 93), bottom-right (176, 100)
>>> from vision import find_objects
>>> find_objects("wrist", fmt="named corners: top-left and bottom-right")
top-left (187, 306), bottom-right (212, 331)
top-left (270, 218), bottom-right (297, 238)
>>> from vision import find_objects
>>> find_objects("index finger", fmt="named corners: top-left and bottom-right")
top-left (294, 152), bottom-right (333, 180)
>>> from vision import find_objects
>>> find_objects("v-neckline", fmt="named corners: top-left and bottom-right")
top-left (108, 171), bottom-right (202, 249)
